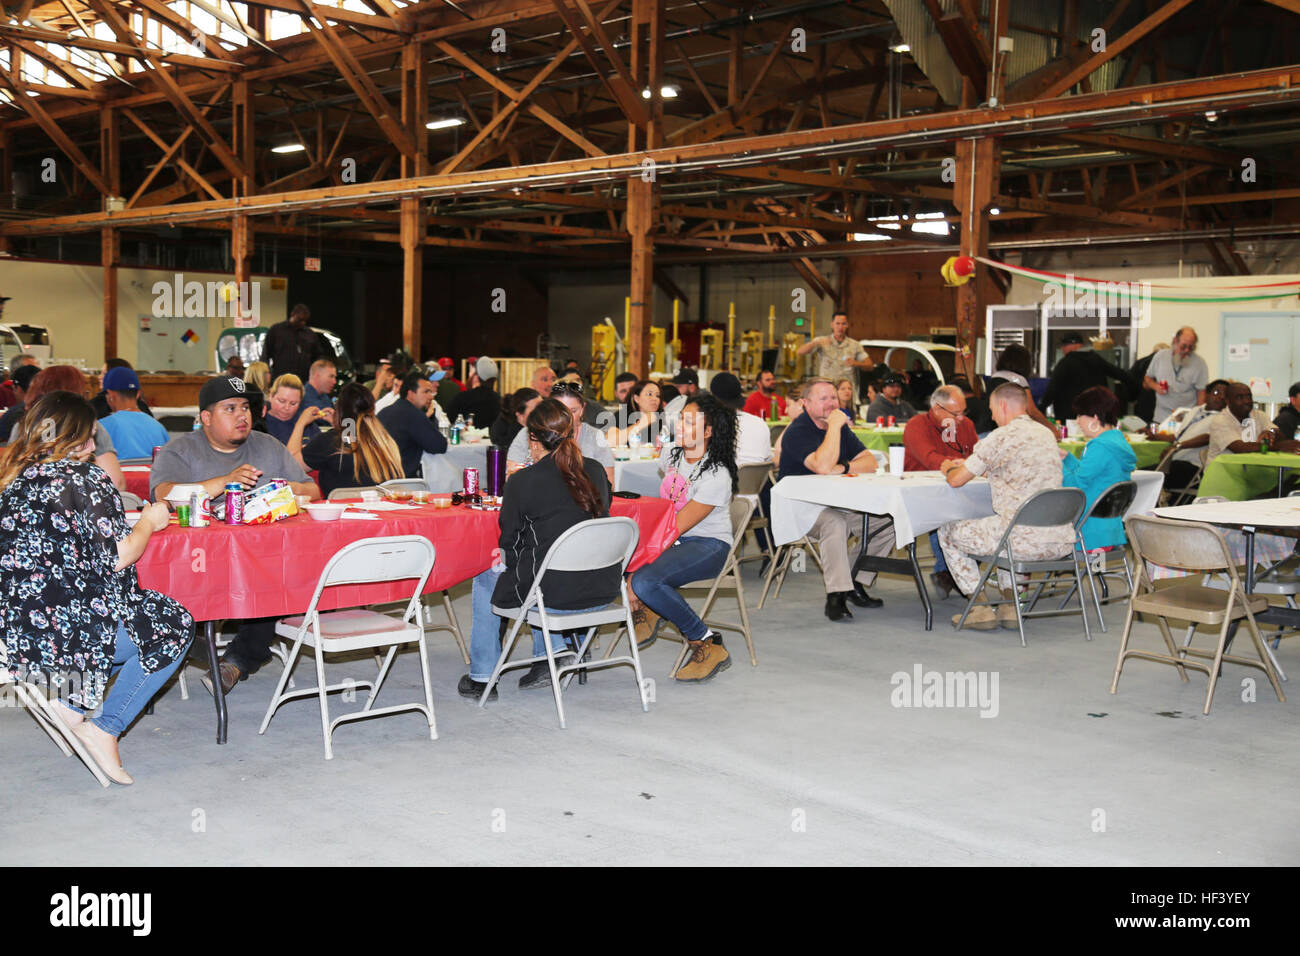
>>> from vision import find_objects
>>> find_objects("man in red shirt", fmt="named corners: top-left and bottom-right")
top-left (902, 384), bottom-right (978, 597)
top-left (742, 369), bottom-right (786, 419)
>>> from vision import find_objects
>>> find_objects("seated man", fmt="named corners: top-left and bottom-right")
top-left (865, 373), bottom-right (918, 423)
top-left (99, 366), bottom-right (170, 460)
top-left (1274, 381), bottom-right (1300, 441)
top-left (150, 375), bottom-right (319, 693)
top-left (937, 383), bottom-right (1076, 631)
top-left (903, 384), bottom-right (978, 597)
top-left (743, 369), bottom-right (787, 420)
top-left (301, 359), bottom-right (338, 425)
top-left (1206, 381), bottom-right (1300, 466)
top-left (508, 382), bottom-right (614, 484)
top-left (377, 371), bottom-right (449, 478)
top-left (1156, 379), bottom-right (1228, 493)
top-left (779, 379), bottom-right (894, 622)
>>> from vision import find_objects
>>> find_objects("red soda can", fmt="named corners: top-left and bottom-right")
top-left (876, 416), bottom-right (885, 427)
top-left (225, 482), bottom-right (244, 525)
top-left (463, 468), bottom-right (480, 495)
top-left (151, 445), bottom-right (164, 462)
top-left (270, 478), bottom-right (288, 491)
top-left (887, 415), bottom-right (896, 428)
top-left (190, 491), bottom-right (211, 527)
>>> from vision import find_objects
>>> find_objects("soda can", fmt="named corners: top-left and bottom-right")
top-left (876, 416), bottom-right (885, 427)
top-left (176, 504), bottom-right (191, 527)
top-left (225, 483), bottom-right (245, 525)
top-left (888, 415), bottom-right (896, 428)
top-left (189, 491), bottom-right (211, 527)
top-left (270, 478), bottom-right (288, 491)
top-left (151, 445), bottom-right (164, 462)
top-left (463, 468), bottom-right (480, 495)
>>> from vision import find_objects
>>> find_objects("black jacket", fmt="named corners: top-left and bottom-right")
top-left (265, 320), bottom-right (326, 381)
top-left (493, 455), bottom-right (617, 611)
top-left (1127, 353), bottom-right (1158, 423)
top-left (1043, 350), bottom-right (1128, 419)
top-left (377, 397), bottom-right (449, 478)
top-left (449, 384), bottom-right (501, 430)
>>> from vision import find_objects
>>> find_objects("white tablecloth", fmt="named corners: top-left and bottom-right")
top-left (614, 458), bottom-right (663, 496)
top-left (771, 470), bottom-right (1165, 550)
top-left (421, 444), bottom-right (490, 493)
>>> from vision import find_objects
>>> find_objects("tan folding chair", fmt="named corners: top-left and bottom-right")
top-left (1112, 515), bottom-right (1285, 715)
top-left (735, 462), bottom-right (773, 567)
top-left (327, 485), bottom-right (380, 500)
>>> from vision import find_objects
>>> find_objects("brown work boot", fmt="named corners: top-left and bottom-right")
top-left (201, 660), bottom-right (244, 697)
top-left (633, 607), bottom-right (662, 650)
top-left (952, 606), bottom-right (999, 631)
top-left (674, 636), bottom-right (731, 683)
top-left (997, 592), bottom-right (1020, 630)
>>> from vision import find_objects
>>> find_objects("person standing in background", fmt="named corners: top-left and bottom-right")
top-left (264, 304), bottom-right (325, 381)
top-left (796, 311), bottom-right (873, 381)
top-left (1144, 328), bottom-right (1208, 424)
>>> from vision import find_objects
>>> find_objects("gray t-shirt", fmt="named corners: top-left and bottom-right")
top-left (658, 445), bottom-right (733, 545)
top-left (12, 418), bottom-right (114, 456)
top-left (150, 428), bottom-right (309, 499)
top-left (1147, 348), bottom-right (1209, 421)
top-left (507, 421), bottom-right (614, 468)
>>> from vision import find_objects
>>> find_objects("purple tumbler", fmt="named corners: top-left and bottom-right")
top-left (486, 446), bottom-right (506, 496)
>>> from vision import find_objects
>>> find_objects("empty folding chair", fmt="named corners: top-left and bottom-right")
top-left (1113, 515), bottom-right (1285, 715)
top-left (119, 491), bottom-right (144, 510)
top-left (258, 535), bottom-right (438, 759)
top-left (735, 463), bottom-right (773, 567)
top-left (480, 517), bottom-right (647, 729)
top-left (1051, 480), bottom-right (1138, 632)
top-left (327, 485), bottom-right (380, 500)
top-left (381, 478), bottom-right (430, 495)
top-left (953, 487), bottom-right (1091, 647)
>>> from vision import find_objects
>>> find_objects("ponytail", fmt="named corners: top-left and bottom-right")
top-left (526, 398), bottom-right (604, 516)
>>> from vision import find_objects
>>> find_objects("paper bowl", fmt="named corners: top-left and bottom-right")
top-left (303, 503), bottom-right (347, 522)
top-left (162, 483), bottom-right (206, 505)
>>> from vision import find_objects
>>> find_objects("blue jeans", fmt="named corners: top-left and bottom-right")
top-left (630, 535), bottom-right (729, 642)
top-left (69, 621), bottom-right (191, 737)
top-left (930, 531), bottom-right (947, 573)
top-left (468, 567), bottom-right (607, 681)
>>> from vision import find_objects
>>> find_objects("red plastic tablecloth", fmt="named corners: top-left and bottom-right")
top-left (135, 497), bottom-right (677, 622)
top-left (122, 465), bottom-right (151, 502)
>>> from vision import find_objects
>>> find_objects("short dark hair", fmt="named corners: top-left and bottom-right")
top-left (615, 371), bottom-right (638, 387)
top-left (1072, 386), bottom-right (1121, 425)
top-left (105, 357), bottom-right (133, 372)
top-left (400, 371), bottom-right (427, 399)
top-left (1289, 381), bottom-right (1300, 399)
top-left (1207, 379), bottom-right (1231, 394)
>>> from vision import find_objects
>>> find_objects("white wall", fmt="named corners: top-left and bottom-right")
top-left (0, 257), bottom-right (288, 371)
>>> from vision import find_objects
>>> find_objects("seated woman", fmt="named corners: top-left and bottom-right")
top-left (835, 378), bottom-right (859, 421)
top-left (604, 378), bottom-right (662, 448)
top-left (14, 365), bottom-right (126, 491)
top-left (244, 361), bottom-right (271, 395)
top-left (489, 387), bottom-right (541, 449)
top-left (630, 393), bottom-right (737, 683)
top-left (264, 374), bottom-right (320, 445)
top-left (291, 382), bottom-right (403, 498)
top-left (0, 391), bottom-right (192, 785)
top-left (978, 345), bottom-right (1053, 432)
top-left (460, 398), bottom-right (617, 699)
top-left (1062, 386), bottom-right (1136, 551)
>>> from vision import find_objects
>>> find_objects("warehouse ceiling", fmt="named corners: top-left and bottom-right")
top-left (1, 0), bottom-right (1299, 281)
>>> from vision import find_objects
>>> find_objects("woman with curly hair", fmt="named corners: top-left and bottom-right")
top-left (0, 391), bottom-right (193, 785)
top-left (631, 392), bottom-right (737, 683)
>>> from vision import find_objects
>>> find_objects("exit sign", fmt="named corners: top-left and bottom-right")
top-left (304, 257), bottom-right (321, 272)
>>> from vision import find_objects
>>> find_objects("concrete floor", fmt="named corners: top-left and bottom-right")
top-left (3, 557), bottom-right (1297, 866)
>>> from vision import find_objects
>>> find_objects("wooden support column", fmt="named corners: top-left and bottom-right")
top-left (232, 213), bottom-right (253, 320)
top-left (233, 79), bottom-right (255, 198)
top-left (0, 129), bottom-right (11, 254)
top-left (952, 136), bottom-right (998, 384)
top-left (400, 197), bottom-right (425, 359)
top-left (100, 106), bottom-right (120, 201)
top-left (102, 227), bottom-right (119, 360)
top-left (627, 176), bottom-right (655, 378)
top-left (401, 41), bottom-right (429, 178)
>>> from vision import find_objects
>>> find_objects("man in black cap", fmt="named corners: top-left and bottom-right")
top-left (865, 373), bottom-right (918, 423)
top-left (0, 362), bottom-right (40, 442)
top-left (151, 375), bottom-right (320, 696)
top-left (1042, 332), bottom-right (1128, 421)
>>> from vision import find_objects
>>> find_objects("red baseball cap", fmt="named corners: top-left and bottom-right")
top-left (437, 357), bottom-right (454, 370)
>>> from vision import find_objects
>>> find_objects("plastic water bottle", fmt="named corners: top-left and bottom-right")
top-left (451, 414), bottom-right (464, 445)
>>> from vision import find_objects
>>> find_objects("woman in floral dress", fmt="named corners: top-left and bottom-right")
top-left (0, 390), bottom-right (193, 785)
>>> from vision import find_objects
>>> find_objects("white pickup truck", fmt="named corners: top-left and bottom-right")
top-left (0, 323), bottom-right (53, 368)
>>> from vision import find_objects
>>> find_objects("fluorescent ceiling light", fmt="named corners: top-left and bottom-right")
top-left (911, 219), bottom-right (950, 236)
top-left (661, 85), bottom-right (679, 98)
top-left (852, 232), bottom-right (892, 242)
top-left (890, 41), bottom-right (909, 53)
top-left (990, 207), bottom-right (1001, 216)
top-left (270, 143), bottom-right (306, 154)
top-left (426, 117), bottom-right (466, 130)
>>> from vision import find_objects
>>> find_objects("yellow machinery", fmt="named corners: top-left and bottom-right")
top-left (699, 329), bottom-right (725, 370)
top-left (649, 327), bottom-right (666, 375)
top-left (739, 330), bottom-right (764, 378)
top-left (591, 322), bottom-right (618, 401)
top-left (779, 332), bottom-right (804, 378)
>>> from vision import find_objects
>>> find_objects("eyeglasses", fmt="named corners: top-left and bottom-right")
top-left (551, 382), bottom-right (584, 395)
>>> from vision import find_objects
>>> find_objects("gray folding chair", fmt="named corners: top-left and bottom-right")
top-left (258, 535), bottom-right (438, 759)
top-left (953, 487), bottom-right (1091, 647)
top-left (735, 463), bottom-right (773, 567)
top-left (1114, 515), bottom-right (1285, 715)
top-left (480, 517), bottom-right (647, 729)
top-left (327, 485), bottom-right (380, 500)
top-left (1048, 480), bottom-right (1138, 632)
top-left (381, 478), bottom-right (431, 495)
top-left (119, 491), bottom-right (144, 510)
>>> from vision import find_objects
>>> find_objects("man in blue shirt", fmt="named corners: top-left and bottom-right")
top-left (779, 379), bottom-right (895, 622)
top-left (302, 358), bottom-right (337, 424)
top-left (377, 371), bottom-right (448, 478)
top-left (99, 366), bottom-right (170, 460)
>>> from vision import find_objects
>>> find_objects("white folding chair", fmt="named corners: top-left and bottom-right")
top-left (381, 478), bottom-right (431, 495)
top-left (327, 485), bottom-right (380, 500)
top-left (480, 517), bottom-right (647, 729)
top-left (735, 463), bottom-right (773, 567)
top-left (0, 645), bottom-right (112, 787)
top-left (258, 535), bottom-right (438, 759)
top-left (119, 491), bottom-right (144, 510)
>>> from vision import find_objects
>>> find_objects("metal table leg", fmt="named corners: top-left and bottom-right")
top-left (204, 621), bottom-right (227, 745)
top-left (908, 542), bottom-right (933, 631)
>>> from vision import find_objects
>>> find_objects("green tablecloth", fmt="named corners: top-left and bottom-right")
top-left (1059, 437), bottom-right (1170, 470)
top-left (767, 421), bottom-right (903, 450)
top-left (1198, 452), bottom-right (1300, 501)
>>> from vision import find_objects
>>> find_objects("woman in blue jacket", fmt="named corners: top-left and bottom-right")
top-left (1063, 386), bottom-right (1136, 550)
